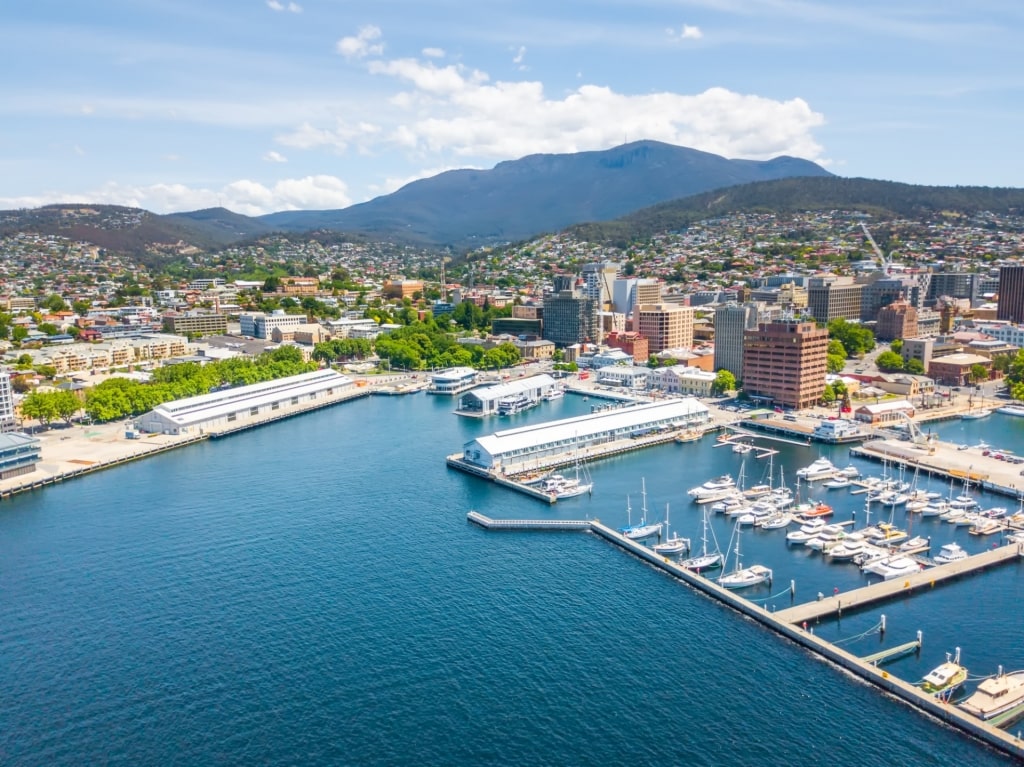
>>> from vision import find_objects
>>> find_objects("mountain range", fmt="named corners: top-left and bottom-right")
top-left (3, 141), bottom-right (1024, 258)
top-left (0, 141), bottom-right (831, 253)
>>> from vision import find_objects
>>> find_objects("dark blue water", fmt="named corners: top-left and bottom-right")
top-left (0, 394), bottom-right (1018, 765)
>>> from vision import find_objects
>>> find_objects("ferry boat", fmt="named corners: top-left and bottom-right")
top-left (959, 669), bottom-right (1024, 720)
top-left (996, 405), bottom-right (1024, 417)
top-left (497, 393), bottom-right (537, 416)
top-left (811, 419), bottom-right (865, 443)
top-left (796, 458), bottom-right (838, 481)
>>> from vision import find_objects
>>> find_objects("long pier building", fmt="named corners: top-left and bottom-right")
top-left (459, 399), bottom-right (709, 472)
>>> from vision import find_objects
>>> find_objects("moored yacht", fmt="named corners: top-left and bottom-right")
top-left (921, 649), bottom-right (968, 698)
top-left (688, 475), bottom-right (736, 502)
top-left (796, 457), bottom-right (838, 481)
top-left (959, 669), bottom-right (1024, 720)
top-left (862, 554), bottom-right (922, 580)
top-left (933, 541), bottom-right (969, 565)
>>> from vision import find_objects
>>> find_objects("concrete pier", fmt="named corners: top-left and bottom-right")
top-left (466, 511), bottom-right (591, 530)
top-left (774, 542), bottom-right (1023, 625)
top-left (471, 514), bottom-right (1024, 759)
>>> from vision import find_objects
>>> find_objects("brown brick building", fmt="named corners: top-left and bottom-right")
top-left (875, 299), bottom-right (918, 341)
top-left (604, 331), bottom-right (649, 363)
top-left (742, 320), bottom-right (828, 410)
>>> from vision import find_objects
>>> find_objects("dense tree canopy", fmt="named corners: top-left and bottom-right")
top-left (81, 347), bottom-right (315, 423)
top-left (827, 319), bottom-right (876, 358)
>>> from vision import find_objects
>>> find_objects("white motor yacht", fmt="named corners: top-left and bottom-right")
top-left (863, 555), bottom-right (922, 580)
top-left (933, 542), bottom-right (969, 565)
top-left (688, 475), bottom-right (736, 501)
top-left (796, 458), bottom-right (838, 481)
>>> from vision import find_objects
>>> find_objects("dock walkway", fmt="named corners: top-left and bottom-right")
top-left (774, 543), bottom-right (1023, 625)
top-left (466, 511), bottom-right (591, 530)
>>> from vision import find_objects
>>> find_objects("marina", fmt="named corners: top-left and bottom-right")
top-left (467, 512), bottom-right (1024, 758)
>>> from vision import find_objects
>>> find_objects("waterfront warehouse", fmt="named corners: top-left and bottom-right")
top-left (461, 399), bottom-right (709, 471)
top-left (137, 370), bottom-right (354, 436)
top-left (456, 374), bottom-right (558, 416)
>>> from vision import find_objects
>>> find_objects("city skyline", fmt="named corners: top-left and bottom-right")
top-left (3, 0), bottom-right (1022, 216)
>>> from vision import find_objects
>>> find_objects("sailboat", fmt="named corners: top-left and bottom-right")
top-left (717, 521), bottom-right (773, 589)
top-left (681, 507), bottom-right (723, 571)
top-left (652, 503), bottom-right (690, 556)
top-left (541, 436), bottom-right (593, 499)
top-left (620, 479), bottom-right (663, 540)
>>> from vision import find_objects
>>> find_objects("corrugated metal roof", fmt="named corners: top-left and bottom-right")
top-left (151, 370), bottom-right (351, 426)
top-left (463, 374), bottom-right (556, 403)
top-left (470, 399), bottom-right (707, 455)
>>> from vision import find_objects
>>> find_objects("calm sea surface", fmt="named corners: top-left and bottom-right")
top-left (1, 394), bottom-right (1021, 765)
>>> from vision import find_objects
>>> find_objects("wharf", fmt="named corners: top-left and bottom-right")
top-left (466, 511), bottom-right (591, 530)
top-left (851, 438), bottom-right (1024, 500)
top-left (0, 383), bottom-right (374, 501)
top-left (774, 542), bottom-right (1024, 625)
top-left (447, 425), bottom-right (710, 503)
top-left (471, 514), bottom-right (1024, 759)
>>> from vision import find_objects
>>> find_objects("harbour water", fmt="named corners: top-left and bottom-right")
top-left (1, 393), bottom-right (1020, 765)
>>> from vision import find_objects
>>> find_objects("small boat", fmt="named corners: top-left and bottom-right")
top-left (743, 483), bottom-right (773, 500)
top-left (996, 405), bottom-right (1024, 417)
top-left (921, 648), bottom-right (968, 698)
top-left (786, 518), bottom-right (826, 545)
top-left (732, 441), bottom-right (753, 454)
top-left (652, 503), bottom-right (690, 556)
top-left (823, 476), bottom-right (851, 490)
top-left (796, 458), bottom-right (838, 481)
top-left (840, 465), bottom-right (861, 478)
top-left (805, 524), bottom-right (848, 552)
top-left (969, 517), bottom-right (1003, 536)
top-left (827, 538), bottom-right (866, 561)
top-left (717, 523), bottom-right (772, 590)
top-left (867, 522), bottom-right (908, 547)
top-left (758, 512), bottom-right (793, 530)
top-left (542, 473), bottom-right (593, 499)
top-left (933, 542), bottom-right (969, 565)
top-left (688, 474), bottom-right (736, 502)
top-left (620, 480), bottom-right (663, 540)
top-left (542, 387), bottom-right (564, 401)
top-left (675, 429), bottom-right (702, 443)
top-left (680, 508), bottom-right (723, 571)
top-left (960, 668), bottom-right (1024, 720)
top-left (797, 502), bottom-right (834, 520)
top-left (960, 409), bottom-right (992, 420)
top-left (862, 554), bottom-right (921, 580)
top-left (898, 535), bottom-right (930, 552)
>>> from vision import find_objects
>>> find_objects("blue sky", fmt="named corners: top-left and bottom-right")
top-left (2, 0), bottom-right (1022, 216)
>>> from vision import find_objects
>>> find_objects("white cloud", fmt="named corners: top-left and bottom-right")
top-left (263, 150), bottom-right (288, 163)
top-left (73, 145), bottom-right (86, 157)
top-left (422, 47), bottom-right (445, 59)
top-left (370, 165), bottom-right (470, 196)
top-left (0, 175), bottom-right (351, 216)
top-left (266, 0), bottom-right (301, 12)
top-left (343, 56), bottom-right (825, 163)
top-left (512, 45), bottom-right (527, 69)
top-left (336, 26), bottom-right (384, 59)
top-left (276, 119), bottom-right (380, 152)
top-left (668, 25), bottom-right (704, 42)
